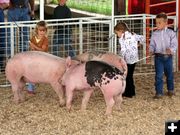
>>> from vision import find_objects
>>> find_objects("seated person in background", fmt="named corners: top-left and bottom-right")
top-left (52, 0), bottom-right (75, 57)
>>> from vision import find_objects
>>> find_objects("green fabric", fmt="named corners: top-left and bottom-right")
top-left (51, 0), bottom-right (58, 4)
top-left (126, 0), bottom-right (128, 15)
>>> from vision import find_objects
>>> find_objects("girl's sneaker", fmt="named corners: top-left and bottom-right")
top-left (27, 90), bottom-right (35, 95)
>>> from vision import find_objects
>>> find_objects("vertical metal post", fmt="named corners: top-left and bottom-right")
top-left (79, 20), bottom-right (83, 54)
top-left (10, 24), bottom-right (14, 57)
top-left (143, 14), bottom-right (146, 63)
top-left (39, 0), bottom-right (44, 20)
top-left (177, 0), bottom-right (180, 71)
top-left (108, 22), bottom-right (113, 53)
top-left (111, 0), bottom-right (114, 53)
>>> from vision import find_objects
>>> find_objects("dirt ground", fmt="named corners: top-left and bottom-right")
top-left (0, 72), bottom-right (180, 135)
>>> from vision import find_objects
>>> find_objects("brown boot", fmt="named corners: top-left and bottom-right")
top-left (167, 91), bottom-right (175, 97)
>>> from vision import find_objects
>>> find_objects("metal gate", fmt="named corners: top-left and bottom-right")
top-left (0, 14), bottom-right (178, 87)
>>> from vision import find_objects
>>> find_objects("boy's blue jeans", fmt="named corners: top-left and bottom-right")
top-left (154, 55), bottom-right (174, 95)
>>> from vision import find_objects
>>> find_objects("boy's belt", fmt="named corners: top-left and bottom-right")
top-left (155, 53), bottom-right (172, 57)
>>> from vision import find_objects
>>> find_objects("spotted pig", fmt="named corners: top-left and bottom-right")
top-left (62, 57), bottom-right (126, 115)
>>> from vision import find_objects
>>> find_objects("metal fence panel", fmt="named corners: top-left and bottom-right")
top-left (0, 15), bottom-right (178, 87)
top-left (0, 17), bottom-right (111, 86)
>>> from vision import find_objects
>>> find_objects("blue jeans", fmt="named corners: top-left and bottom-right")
top-left (27, 83), bottom-right (35, 91)
top-left (7, 8), bottom-right (30, 56)
top-left (0, 9), bottom-right (5, 68)
top-left (154, 55), bottom-right (174, 95)
top-left (52, 30), bottom-right (75, 57)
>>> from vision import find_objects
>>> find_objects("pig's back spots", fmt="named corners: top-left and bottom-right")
top-left (88, 50), bottom-right (106, 56)
top-left (85, 61), bottom-right (123, 87)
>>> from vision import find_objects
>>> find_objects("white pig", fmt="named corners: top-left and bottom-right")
top-left (5, 51), bottom-right (78, 105)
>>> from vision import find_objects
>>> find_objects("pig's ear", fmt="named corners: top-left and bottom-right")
top-left (65, 56), bottom-right (72, 68)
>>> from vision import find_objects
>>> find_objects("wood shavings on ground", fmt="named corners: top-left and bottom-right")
top-left (0, 72), bottom-right (180, 135)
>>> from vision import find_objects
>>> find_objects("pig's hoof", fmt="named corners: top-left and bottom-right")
top-left (19, 97), bottom-right (25, 102)
top-left (68, 109), bottom-right (71, 113)
top-left (59, 103), bottom-right (65, 107)
top-left (115, 106), bottom-right (122, 111)
top-left (80, 108), bottom-right (86, 112)
top-left (80, 106), bottom-right (87, 111)
top-left (105, 111), bottom-right (112, 116)
top-left (66, 105), bottom-right (72, 112)
top-left (66, 108), bottom-right (71, 113)
top-left (19, 98), bottom-right (25, 103)
top-left (13, 99), bottom-right (20, 104)
top-left (105, 113), bottom-right (112, 116)
top-left (59, 100), bottom-right (66, 107)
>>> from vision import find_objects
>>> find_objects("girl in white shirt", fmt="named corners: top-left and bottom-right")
top-left (114, 22), bottom-right (145, 98)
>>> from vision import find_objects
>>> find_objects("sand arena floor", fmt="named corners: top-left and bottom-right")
top-left (0, 72), bottom-right (180, 135)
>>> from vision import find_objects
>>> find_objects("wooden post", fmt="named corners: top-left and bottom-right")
top-left (114, 0), bottom-right (126, 15)
top-left (145, 0), bottom-right (150, 63)
top-left (178, 0), bottom-right (180, 70)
